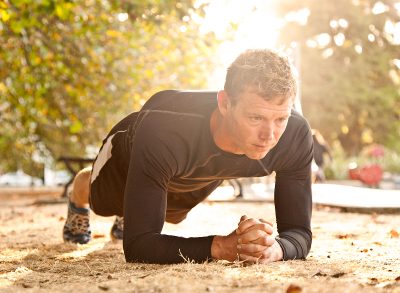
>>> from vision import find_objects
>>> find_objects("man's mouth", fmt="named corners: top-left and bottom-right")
top-left (253, 144), bottom-right (269, 150)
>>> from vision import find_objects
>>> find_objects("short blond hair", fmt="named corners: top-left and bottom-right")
top-left (224, 49), bottom-right (297, 104)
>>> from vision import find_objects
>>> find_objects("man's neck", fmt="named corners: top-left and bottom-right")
top-left (210, 109), bottom-right (241, 154)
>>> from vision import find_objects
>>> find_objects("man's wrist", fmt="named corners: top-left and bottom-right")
top-left (211, 234), bottom-right (238, 261)
top-left (271, 240), bottom-right (284, 261)
top-left (211, 235), bottom-right (223, 259)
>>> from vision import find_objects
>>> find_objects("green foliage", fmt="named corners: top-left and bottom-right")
top-left (323, 141), bottom-right (352, 180)
top-left (0, 0), bottom-right (218, 174)
top-left (275, 0), bottom-right (400, 155)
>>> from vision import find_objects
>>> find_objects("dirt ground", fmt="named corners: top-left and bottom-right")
top-left (0, 189), bottom-right (399, 293)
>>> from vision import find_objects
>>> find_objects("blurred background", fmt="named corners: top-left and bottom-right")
top-left (0, 0), bottom-right (399, 188)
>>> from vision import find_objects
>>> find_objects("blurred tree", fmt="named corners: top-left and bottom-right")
top-left (275, 0), bottom-right (400, 155)
top-left (0, 0), bottom-right (218, 174)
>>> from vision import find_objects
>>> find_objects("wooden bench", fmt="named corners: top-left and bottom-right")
top-left (57, 156), bottom-right (95, 197)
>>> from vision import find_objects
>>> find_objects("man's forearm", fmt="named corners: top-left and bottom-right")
top-left (124, 233), bottom-right (214, 264)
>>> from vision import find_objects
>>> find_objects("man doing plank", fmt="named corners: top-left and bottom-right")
top-left (63, 49), bottom-right (313, 264)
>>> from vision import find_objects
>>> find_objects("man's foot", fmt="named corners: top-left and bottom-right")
top-left (110, 216), bottom-right (123, 240)
top-left (63, 201), bottom-right (91, 244)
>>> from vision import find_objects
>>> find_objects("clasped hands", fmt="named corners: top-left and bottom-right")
top-left (211, 215), bottom-right (283, 264)
top-left (235, 215), bottom-right (283, 263)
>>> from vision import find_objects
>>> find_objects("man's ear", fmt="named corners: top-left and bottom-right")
top-left (217, 90), bottom-right (232, 116)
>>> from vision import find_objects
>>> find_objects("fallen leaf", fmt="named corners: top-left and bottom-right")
top-left (311, 271), bottom-right (327, 277)
top-left (21, 283), bottom-right (33, 288)
top-left (286, 284), bottom-right (302, 293)
top-left (138, 273), bottom-right (152, 279)
top-left (232, 280), bottom-right (241, 288)
top-left (98, 285), bottom-right (109, 291)
top-left (93, 233), bottom-right (105, 239)
top-left (336, 234), bottom-right (356, 239)
top-left (390, 229), bottom-right (399, 238)
top-left (331, 272), bottom-right (345, 278)
top-left (373, 242), bottom-right (383, 246)
top-left (395, 276), bottom-right (400, 281)
top-left (361, 249), bottom-right (368, 253)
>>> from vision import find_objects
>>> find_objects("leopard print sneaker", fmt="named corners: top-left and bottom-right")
top-left (110, 216), bottom-right (123, 240)
top-left (63, 201), bottom-right (91, 244)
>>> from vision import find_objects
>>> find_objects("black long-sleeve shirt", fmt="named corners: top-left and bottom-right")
top-left (113, 90), bottom-right (313, 264)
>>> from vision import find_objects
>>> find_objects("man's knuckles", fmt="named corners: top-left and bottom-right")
top-left (238, 218), bottom-right (259, 231)
top-left (240, 229), bottom-right (267, 242)
top-left (254, 235), bottom-right (275, 246)
top-left (237, 243), bottom-right (265, 254)
top-left (240, 215), bottom-right (248, 222)
top-left (237, 221), bottom-right (273, 235)
top-left (259, 223), bottom-right (273, 234)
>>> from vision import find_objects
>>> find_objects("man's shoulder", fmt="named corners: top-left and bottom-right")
top-left (142, 90), bottom-right (218, 112)
top-left (133, 91), bottom-right (216, 147)
top-left (289, 109), bottom-right (309, 125)
top-left (285, 109), bottom-right (312, 137)
top-left (130, 92), bottom-right (218, 170)
top-left (264, 109), bottom-right (313, 170)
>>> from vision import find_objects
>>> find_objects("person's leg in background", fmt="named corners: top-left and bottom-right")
top-left (63, 167), bottom-right (92, 244)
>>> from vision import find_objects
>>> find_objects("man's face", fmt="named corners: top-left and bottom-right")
top-left (223, 91), bottom-right (292, 160)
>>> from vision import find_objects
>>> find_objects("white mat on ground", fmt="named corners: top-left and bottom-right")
top-left (209, 183), bottom-right (400, 209)
top-left (312, 183), bottom-right (400, 208)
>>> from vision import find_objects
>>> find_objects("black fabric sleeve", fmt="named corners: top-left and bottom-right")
top-left (122, 121), bottom-right (214, 264)
top-left (274, 122), bottom-right (313, 260)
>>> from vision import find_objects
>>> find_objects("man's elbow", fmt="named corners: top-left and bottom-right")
top-left (301, 235), bottom-right (312, 259)
top-left (123, 238), bottom-right (139, 263)
top-left (278, 229), bottom-right (312, 260)
top-left (123, 234), bottom-right (170, 264)
top-left (298, 230), bottom-right (312, 259)
top-left (123, 235), bottom-right (150, 263)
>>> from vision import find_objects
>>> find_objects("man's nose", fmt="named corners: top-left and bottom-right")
top-left (258, 124), bottom-right (274, 141)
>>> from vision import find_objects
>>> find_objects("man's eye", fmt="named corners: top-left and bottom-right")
top-left (277, 118), bottom-right (287, 123)
top-left (250, 116), bottom-right (262, 121)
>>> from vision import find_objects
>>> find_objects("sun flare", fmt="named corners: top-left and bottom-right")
top-left (200, 0), bottom-right (282, 88)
